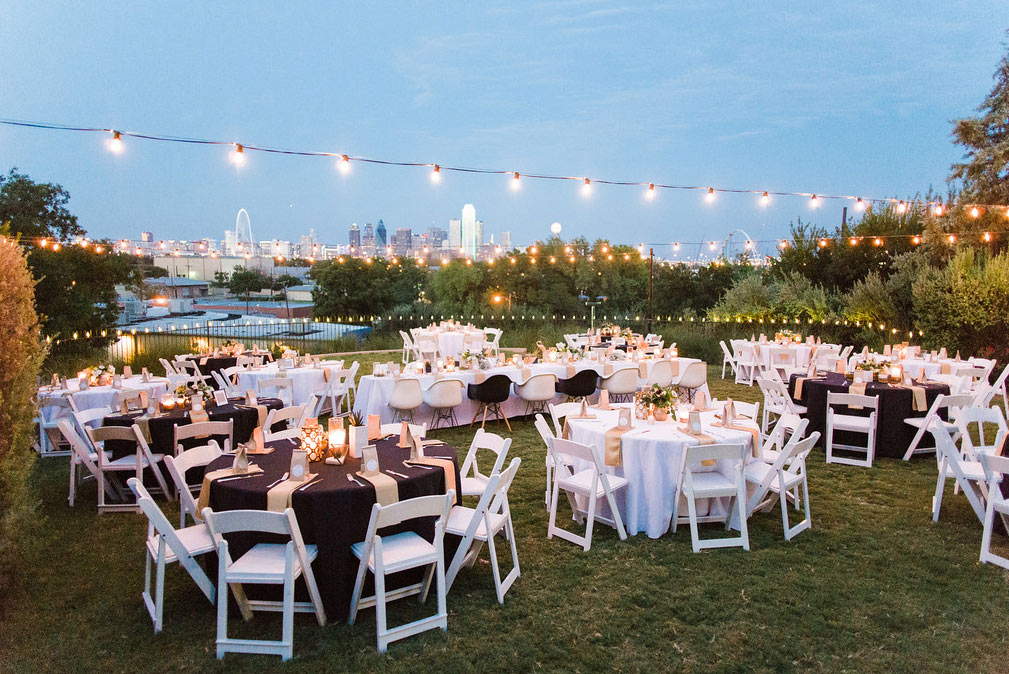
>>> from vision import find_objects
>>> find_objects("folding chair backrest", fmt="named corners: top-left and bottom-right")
top-left (956, 406), bottom-right (1007, 457)
top-left (980, 453), bottom-right (1009, 495)
top-left (373, 491), bottom-right (454, 531)
top-left (720, 340), bottom-right (734, 362)
top-left (89, 424), bottom-right (142, 445)
top-left (127, 478), bottom-right (199, 562)
top-left (59, 418), bottom-right (100, 469)
top-left (684, 442), bottom-right (747, 465)
top-left (258, 378), bottom-right (293, 400)
top-left (166, 441), bottom-right (223, 489)
top-left (534, 414), bottom-right (555, 448)
top-left (827, 392), bottom-right (879, 412)
top-left (488, 457), bottom-right (521, 514)
top-left (461, 429), bottom-right (511, 482)
top-left (731, 400), bottom-right (760, 421)
top-left (211, 371), bottom-right (230, 390)
top-left (174, 420), bottom-right (234, 453)
top-left (160, 358), bottom-right (177, 376)
top-left (115, 389), bottom-right (149, 411)
top-left (73, 406), bottom-right (112, 432)
top-left (265, 405), bottom-right (307, 440)
top-left (203, 507), bottom-right (298, 539)
top-left (550, 437), bottom-right (608, 479)
top-left (549, 402), bottom-right (585, 438)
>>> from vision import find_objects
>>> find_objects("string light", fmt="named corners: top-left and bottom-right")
top-left (856, 198), bottom-right (865, 211)
top-left (646, 183), bottom-right (655, 199)
top-left (705, 187), bottom-right (715, 202)
top-left (231, 144), bottom-right (245, 165)
top-left (819, 238), bottom-right (828, 248)
top-left (107, 130), bottom-right (123, 154)
top-left (983, 231), bottom-right (992, 242)
top-left (673, 243), bottom-right (680, 251)
top-left (338, 154), bottom-right (351, 174)
top-left (779, 239), bottom-right (789, 249)
top-left (760, 191), bottom-right (769, 206)
top-left (850, 237), bottom-right (859, 246)
top-left (511, 172), bottom-right (520, 190)
top-left (810, 194), bottom-right (819, 208)
top-left (431, 164), bottom-right (441, 183)
top-left (873, 237), bottom-right (882, 246)
top-left (948, 234), bottom-right (956, 244)
top-left (934, 203), bottom-right (944, 216)
top-left (970, 206), bottom-right (980, 218)
top-left (912, 235), bottom-right (920, 245)
top-left (581, 178), bottom-right (591, 196)
top-left (896, 200), bottom-right (907, 214)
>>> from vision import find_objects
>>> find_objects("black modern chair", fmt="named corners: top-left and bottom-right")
top-left (555, 369), bottom-right (599, 402)
top-left (466, 374), bottom-right (512, 430)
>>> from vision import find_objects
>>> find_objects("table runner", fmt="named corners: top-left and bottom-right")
top-left (712, 420), bottom-right (760, 457)
top-left (603, 425), bottom-right (632, 466)
top-left (355, 471), bottom-right (399, 506)
top-left (197, 465), bottom-right (263, 514)
top-left (678, 425), bottom-right (717, 465)
top-left (267, 474), bottom-right (318, 511)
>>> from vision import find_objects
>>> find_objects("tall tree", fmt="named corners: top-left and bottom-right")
top-left (0, 169), bottom-right (84, 241)
top-left (950, 35), bottom-right (1009, 205)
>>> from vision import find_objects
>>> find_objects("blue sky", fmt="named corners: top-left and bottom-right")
top-left (1, 1), bottom-right (1005, 258)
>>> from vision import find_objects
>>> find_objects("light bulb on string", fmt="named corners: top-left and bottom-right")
top-left (873, 237), bottom-right (882, 247)
top-left (759, 191), bottom-right (769, 206)
top-left (912, 235), bottom-right (921, 245)
top-left (850, 237), bottom-right (859, 246)
top-left (819, 238), bottom-right (828, 248)
top-left (983, 231), bottom-right (992, 242)
top-left (581, 178), bottom-right (591, 196)
top-left (231, 144), bottom-right (245, 165)
top-left (855, 198), bottom-right (865, 211)
top-left (510, 172), bottom-right (520, 190)
top-left (338, 154), bottom-right (351, 174)
top-left (646, 183), bottom-right (655, 199)
top-left (708, 241), bottom-right (716, 251)
top-left (108, 130), bottom-right (123, 154)
top-left (948, 234), bottom-right (957, 244)
top-left (779, 240), bottom-right (789, 249)
top-left (810, 194), bottom-right (819, 208)
top-left (430, 164), bottom-right (441, 183)
top-left (674, 242), bottom-right (681, 251)
top-left (705, 187), bottom-right (715, 202)
top-left (896, 200), bottom-right (907, 214)
top-left (933, 203), bottom-right (944, 216)
top-left (970, 206), bottom-right (980, 219)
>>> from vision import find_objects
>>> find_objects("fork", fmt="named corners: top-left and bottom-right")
top-left (265, 472), bottom-right (289, 489)
top-left (404, 461), bottom-right (435, 470)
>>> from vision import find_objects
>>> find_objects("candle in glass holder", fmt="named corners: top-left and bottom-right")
top-left (670, 347), bottom-right (678, 358)
top-left (890, 364), bottom-right (903, 383)
top-left (160, 393), bottom-right (175, 411)
top-left (300, 418), bottom-right (328, 462)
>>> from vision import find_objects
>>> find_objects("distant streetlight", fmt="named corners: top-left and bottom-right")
top-left (579, 294), bottom-right (607, 331)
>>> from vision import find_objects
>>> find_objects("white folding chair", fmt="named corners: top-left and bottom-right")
top-left (87, 424), bottom-right (173, 513)
top-left (202, 507), bottom-right (326, 661)
top-left (348, 492), bottom-right (454, 653)
top-left (768, 346), bottom-right (799, 379)
top-left (258, 377), bottom-right (294, 407)
top-left (757, 377), bottom-right (806, 438)
top-left (174, 359), bottom-right (212, 385)
top-left (173, 420), bottom-right (234, 456)
top-left (126, 477), bottom-right (216, 634)
top-left (415, 335), bottom-right (440, 362)
top-left (379, 422), bottom-right (427, 438)
top-left (546, 437), bottom-right (628, 551)
top-left (37, 394), bottom-right (74, 455)
top-left (902, 393), bottom-right (972, 460)
top-left (400, 330), bottom-right (419, 364)
top-left (59, 418), bottom-right (118, 507)
top-left (825, 392), bottom-right (878, 468)
top-left (734, 343), bottom-right (759, 386)
top-left (483, 328), bottom-right (502, 356)
top-left (984, 363), bottom-right (1009, 420)
top-left (978, 453), bottom-right (1009, 570)
top-left (719, 340), bottom-right (737, 379)
top-left (164, 441), bottom-right (224, 528)
top-left (744, 432), bottom-right (819, 541)
top-left (263, 405), bottom-right (307, 443)
top-left (535, 414), bottom-right (558, 510)
top-left (930, 425), bottom-right (988, 524)
top-left (459, 429), bottom-right (511, 497)
top-left (445, 458), bottom-right (521, 603)
top-left (548, 401), bottom-right (587, 439)
top-left (67, 406), bottom-right (113, 505)
top-left (672, 443), bottom-right (750, 552)
top-left (954, 365), bottom-right (988, 391)
top-left (314, 367), bottom-right (354, 418)
top-left (956, 406), bottom-right (1008, 462)
top-left (211, 371), bottom-right (242, 398)
top-left (159, 358), bottom-right (179, 377)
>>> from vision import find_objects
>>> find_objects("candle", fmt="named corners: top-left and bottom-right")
top-left (890, 365), bottom-right (903, 383)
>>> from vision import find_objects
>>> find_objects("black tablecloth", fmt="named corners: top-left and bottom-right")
top-left (205, 438), bottom-right (461, 621)
top-left (788, 372), bottom-right (949, 458)
top-left (102, 398), bottom-right (283, 457)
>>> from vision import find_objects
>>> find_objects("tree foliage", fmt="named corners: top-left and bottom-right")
top-left (0, 169), bottom-right (83, 241)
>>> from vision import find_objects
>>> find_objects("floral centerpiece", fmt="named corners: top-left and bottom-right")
top-left (638, 384), bottom-right (677, 421)
top-left (621, 327), bottom-right (634, 339)
top-left (270, 343), bottom-right (297, 360)
top-left (854, 360), bottom-right (890, 381)
top-left (461, 348), bottom-right (494, 370)
top-left (79, 364), bottom-right (115, 386)
top-left (608, 349), bottom-right (627, 361)
top-left (600, 322), bottom-right (621, 336)
top-left (175, 380), bottom-right (214, 406)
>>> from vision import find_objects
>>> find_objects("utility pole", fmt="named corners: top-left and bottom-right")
top-left (647, 248), bottom-right (654, 334)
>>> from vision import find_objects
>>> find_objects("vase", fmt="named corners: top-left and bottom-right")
top-left (653, 408), bottom-right (668, 422)
top-left (348, 425), bottom-right (368, 459)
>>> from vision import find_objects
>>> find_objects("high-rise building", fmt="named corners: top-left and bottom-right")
top-left (349, 223), bottom-right (361, 250)
top-left (394, 227), bottom-right (412, 256)
top-left (362, 223), bottom-right (375, 255)
top-left (141, 231), bottom-right (153, 242)
top-left (475, 220), bottom-right (484, 254)
top-left (449, 218), bottom-right (461, 251)
top-left (500, 231), bottom-right (512, 252)
top-left (461, 204), bottom-right (477, 257)
top-left (427, 226), bottom-right (448, 249)
top-left (376, 220), bottom-right (387, 247)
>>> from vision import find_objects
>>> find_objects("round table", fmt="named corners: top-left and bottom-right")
top-left (234, 365), bottom-right (327, 406)
top-left (103, 398), bottom-right (283, 457)
top-left (787, 372), bottom-right (950, 458)
top-left (566, 405), bottom-right (757, 538)
top-left (204, 437), bottom-right (461, 620)
top-left (416, 329), bottom-right (485, 359)
top-left (38, 376), bottom-right (174, 422)
top-left (738, 341), bottom-right (813, 368)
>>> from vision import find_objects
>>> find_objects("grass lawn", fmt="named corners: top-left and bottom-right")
top-left (4, 365), bottom-right (1009, 673)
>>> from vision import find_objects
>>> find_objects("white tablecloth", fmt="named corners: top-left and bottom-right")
top-left (415, 329), bottom-right (486, 359)
top-left (566, 406), bottom-right (757, 539)
top-left (234, 365), bottom-right (326, 406)
top-left (39, 376), bottom-right (174, 421)
top-left (739, 341), bottom-right (813, 368)
top-left (353, 358), bottom-right (710, 428)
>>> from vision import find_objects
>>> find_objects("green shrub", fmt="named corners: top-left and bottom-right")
top-left (0, 237), bottom-right (47, 597)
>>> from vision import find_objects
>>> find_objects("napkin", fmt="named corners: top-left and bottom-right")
top-left (596, 389), bottom-right (613, 410)
top-left (232, 440), bottom-right (249, 471)
top-left (398, 421), bottom-right (411, 448)
top-left (123, 366), bottom-right (133, 378)
top-left (693, 390), bottom-right (710, 412)
top-left (883, 344), bottom-right (892, 357)
top-left (367, 414), bottom-right (382, 441)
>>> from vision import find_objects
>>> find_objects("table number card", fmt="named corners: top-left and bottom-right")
top-left (213, 390), bottom-right (229, 406)
top-left (252, 427), bottom-right (265, 453)
top-left (141, 367), bottom-right (151, 383)
top-left (361, 445), bottom-right (380, 476)
top-left (246, 390), bottom-right (258, 406)
top-left (290, 449), bottom-right (309, 481)
top-left (617, 407), bottom-right (632, 429)
top-left (689, 410), bottom-right (703, 435)
top-left (112, 374), bottom-right (122, 388)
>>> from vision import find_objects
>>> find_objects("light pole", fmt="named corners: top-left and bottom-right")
top-left (579, 294), bottom-right (607, 332)
top-left (492, 292), bottom-right (513, 312)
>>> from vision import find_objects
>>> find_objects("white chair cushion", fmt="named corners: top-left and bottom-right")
top-left (351, 531), bottom-right (436, 573)
top-left (444, 506), bottom-right (508, 540)
top-left (830, 414), bottom-right (873, 432)
top-left (146, 523), bottom-right (215, 562)
top-left (227, 542), bottom-right (318, 582)
top-left (684, 471), bottom-right (737, 496)
top-left (106, 453), bottom-right (163, 469)
top-left (557, 468), bottom-right (628, 497)
top-left (744, 461), bottom-right (803, 490)
top-left (461, 475), bottom-right (489, 496)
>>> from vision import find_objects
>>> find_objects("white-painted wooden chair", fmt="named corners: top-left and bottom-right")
top-left (348, 491), bottom-right (454, 653)
top-left (902, 393), bottom-right (972, 460)
top-left (174, 359), bottom-right (212, 385)
top-left (263, 405), bottom-right (307, 443)
top-left (484, 327), bottom-right (502, 356)
top-left (548, 401), bottom-right (586, 439)
top-left (534, 414), bottom-right (558, 510)
top-left (159, 358), bottom-right (178, 377)
top-left (400, 330), bottom-right (419, 364)
top-left (719, 340), bottom-right (737, 379)
top-left (445, 458), bottom-right (521, 603)
top-left (930, 425), bottom-right (988, 524)
top-left (825, 392), bottom-right (878, 468)
top-left (984, 363), bottom-right (1009, 420)
top-left (459, 429), bottom-right (511, 497)
top-left (87, 424), bottom-right (173, 513)
top-left (37, 394), bottom-right (74, 455)
top-left (126, 477), bottom-right (215, 634)
top-left (756, 376), bottom-right (806, 438)
top-left (66, 406), bottom-right (113, 505)
top-left (257, 377), bottom-right (294, 406)
top-left (546, 437), bottom-right (628, 551)
top-left (201, 506), bottom-right (326, 661)
top-left (314, 367), bottom-right (354, 418)
top-left (59, 418), bottom-right (118, 507)
top-left (164, 441), bottom-right (224, 528)
top-left (978, 453), bottom-right (1009, 570)
top-left (211, 371), bottom-right (242, 398)
top-left (744, 432), bottom-right (819, 541)
top-left (734, 343), bottom-right (759, 386)
top-left (672, 443), bottom-right (750, 552)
